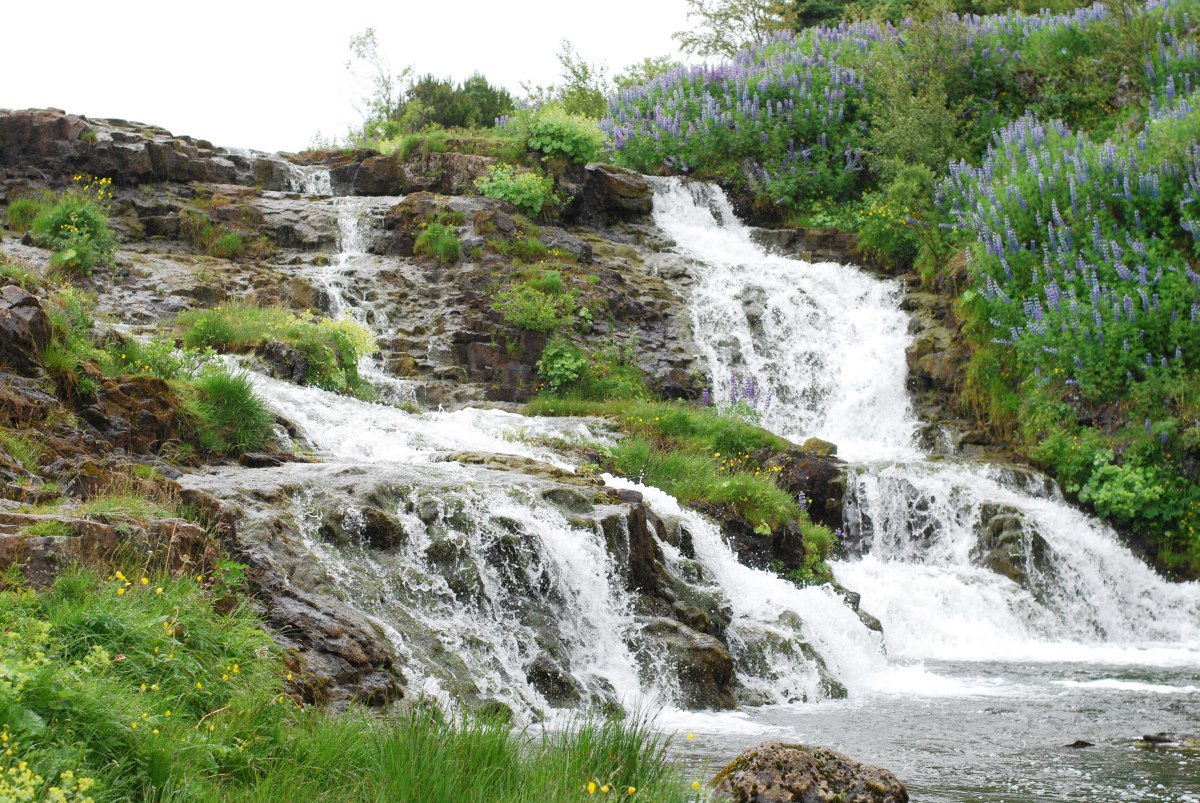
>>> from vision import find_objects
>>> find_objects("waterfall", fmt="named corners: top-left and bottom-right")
top-left (650, 177), bottom-right (1200, 667)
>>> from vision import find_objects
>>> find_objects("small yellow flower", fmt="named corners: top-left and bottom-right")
top-left (627, 787), bottom-right (636, 795)
top-left (687, 732), bottom-right (694, 741)
top-left (141, 577), bottom-right (149, 585)
top-left (131, 722), bottom-right (138, 729)
top-left (588, 781), bottom-right (597, 794)
top-left (601, 785), bottom-right (610, 793)
top-left (196, 682), bottom-right (203, 690)
top-left (117, 588), bottom-right (126, 596)
top-left (692, 780), bottom-right (701, 790)
top-left (115, 571), bottom-right (126, 581)
top-left (165, 710), bottom-right (171, 717)
top-left (155, 587), bottom-right (164, 595)
top-left (151, 684), bottom-right (159, 690)
top-left (140, 683), bottom-right (147, 691)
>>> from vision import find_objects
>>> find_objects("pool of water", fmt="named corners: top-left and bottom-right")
top-left (664, 660), bottom-right (1200, 801)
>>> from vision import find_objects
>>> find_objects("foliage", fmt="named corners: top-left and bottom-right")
top-left (474, 164), bottom-right (558, 217)
top-left (502, 105), bottom-right (606, 165)
top-left (673, 0), bottom-right (794, 59)
top-left (345, 28), bottom-right (513, 141)
top-left (0, 570), bottom-right (702, 801)
top-left (27, 176), bottom-right (117, 275)
top-left (178, 210), bottom-right (269, 260)
top-left (414, 222), bottom-right (463, 264)
top-left (536, 336), bottom-right (648, 399)
top-left (613, 56), bottom-right (683, 91)
top-left (493, 281), bottom-right (577, 333)
top-left (5, 194), bottom-right (53, 233)
top-left (176, 304), bottom-right (378, 396)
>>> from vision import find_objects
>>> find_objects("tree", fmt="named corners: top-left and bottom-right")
top-left (672, 0), bottom-right (791, 59)
top-left (613, 56), bottom-right (681, 91)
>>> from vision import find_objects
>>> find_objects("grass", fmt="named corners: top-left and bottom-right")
top-left (414, 222), bottom-right (462, 264)
top-left (180, 370), bottom-right (276, 456)
top-left (0, 428), bottom-right (42, 470)
top-left (175, 304), bottom-right (377, 396)
top-left (0, 569), bottom-right (706, 802)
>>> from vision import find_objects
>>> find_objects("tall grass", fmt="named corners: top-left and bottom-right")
top-left (0, 570), bottom-right (704, 802)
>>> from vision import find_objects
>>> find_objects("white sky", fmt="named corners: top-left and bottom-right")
top-left (4, 0), bottom-right (692, 153)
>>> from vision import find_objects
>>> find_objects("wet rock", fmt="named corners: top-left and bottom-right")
top-left (239, 452), bottom-right (283, 469)
top-left (1065, 740), bottom-right (1095, 748)
top-left (972, 503), bottom-right (1052, 588)
top-left (640, 617), bottom-right (736, 710)
top-left (525, 652), bottom-right (583, 707)
top-left (801, 437), bottom-right (838, 458)
top-left (716, 740), bottom-right (908, 802)
top-left (750, 226), bottom-right (865, 266)
top-left (258, 340), bottom-right (309, 384)
top-left (0, 284), bottom-right (52, 376)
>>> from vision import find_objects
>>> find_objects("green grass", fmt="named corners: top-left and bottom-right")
top-left (20, 520), bottom-right (77, 537)
top-left (414, 222), bottom-right (462, 264)
top-left (181, 370), bottom-right (276, 456)
top-left (175, 303), bottom-right (377, 396)
top-left (0, 569), bottom-right (705, 802)
top-left (0, 429), bottom-right (42, 470)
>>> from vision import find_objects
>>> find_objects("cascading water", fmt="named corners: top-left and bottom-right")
top-left (650, 176), bottom-right (1200, 800)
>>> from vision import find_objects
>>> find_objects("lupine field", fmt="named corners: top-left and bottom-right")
top-left (604, 0), bottom-right (1200, 573)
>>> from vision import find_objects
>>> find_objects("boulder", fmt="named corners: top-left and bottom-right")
top-left (972, 503), bottom-right (1052, 588)
top-left (0, 284), bottom-right (51, 376)
top-left (716, 740), bottom-right (908, 802)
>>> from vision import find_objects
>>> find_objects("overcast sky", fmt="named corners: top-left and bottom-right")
top-left (5, 0), bottom-right (692, 153)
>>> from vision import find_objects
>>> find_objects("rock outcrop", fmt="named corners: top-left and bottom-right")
top-left (0, 284), bottom-right (52, 376)
top-left (715, 740), bottom-right (909, 803)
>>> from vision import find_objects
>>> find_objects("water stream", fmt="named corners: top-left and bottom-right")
top-left (649, 177), bottom-right (1200, 801)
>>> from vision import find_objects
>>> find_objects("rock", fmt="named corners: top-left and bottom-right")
top-left (0, 108), bottom-right (295, 189)
top-left (750, 227), bottom-right (865, 266)
top-left (1065, 740), bottom-right (1095, 748)
top-left (239, 452), bottom-right (283, 468)
top-left (716, 740), bottom-right (908, 803)
top-left (258, 340), bottom-right (309, 384)
top-left (329, 150), bottom-right (496, 196)
top-left (0, 284), bottom-right (52, 376)
top-left (801, 437), bottom-right (838, 458)
top-left (640, 617), bottom-right (736, 709)
top-left (972, 504), bottom-right (1052, 588)
top-left (79, 374), bottom-right (183, 454)
top-left (525, 652), bottom-right (583, 707)
top-left (563, 163), bottom-right (654, 227)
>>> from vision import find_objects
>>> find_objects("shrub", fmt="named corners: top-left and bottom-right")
top-left (537, 339), bottom-right (588, 392)
top-left (209, 232), bottom-right (245, 259)
top-left (31, 190), bottom-right (117, 275)
top-left (414, 222), bottom-right (462, 263)
top-left (493, 283), bottom-right (576, 333)
top-left (503, 106), bottom-right (605, 164)
top-left (475, 164), bottom-right (558, 217)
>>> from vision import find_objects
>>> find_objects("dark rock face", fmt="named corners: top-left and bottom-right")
top-left (0, 284), bottom-right (52, 376)
top-left (717, 740), bottom-right (909, 803)
top-left (325, 150), bottom-right (496, 197)
top-left (751, 227), bottom-right (866, 267)
top-left (640, 617), bottom-right (736, 709)
top-left (79, 374), bottom-right (182, 454)
top-left (562, 163), bottom-right (654, 227)
top-left (972, 503), bottom-right (1052, 588)
top-left (0, 108), bottom-right (294, 189)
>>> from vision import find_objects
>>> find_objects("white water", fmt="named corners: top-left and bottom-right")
top-left (650, 177), bottom-right (1200, 674)
top-left (651, 178), bottom-right (917, 461)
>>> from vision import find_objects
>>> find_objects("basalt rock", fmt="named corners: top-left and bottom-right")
top-left (0, 108), bottom-right (294, 189)
top-left (561, 163), bottom-right (654, 227)
top-left (0, 284), bottom-right (52, 376)
top-left (639, 616), bottom-right (737, 710)
top-left (972, 503), bottom-right (1053, 588)
top-left (716, 740), bottom-right (909, 803)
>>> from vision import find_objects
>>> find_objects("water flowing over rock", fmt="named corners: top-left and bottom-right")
top-left (716, 740), bottom-right (908, 803)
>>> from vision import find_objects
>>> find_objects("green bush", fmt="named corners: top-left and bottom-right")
top-left (209, 232), bottom-right (245, 259)
top-left (493, 283), bottom-right (576, 333)
top-left (475, 164), bottom-right (558, 217)
top-left (414, 222), bottom-right (462, 263)
top-left (506, 106), bottom-right (605, 165)
top-left (537, 339), bottom-right (589, 392)
top-left (31, 194), bottom-right (117, 275)
top-left (5, 196), bottom-right (51, 232)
